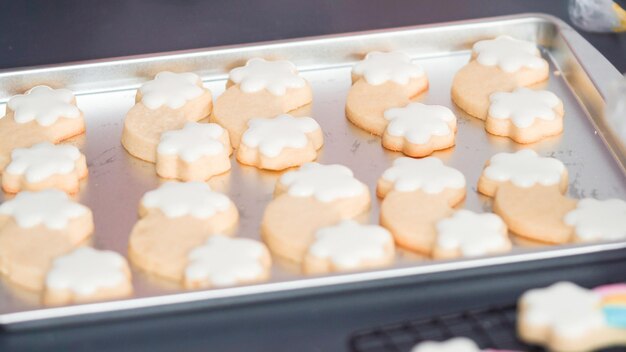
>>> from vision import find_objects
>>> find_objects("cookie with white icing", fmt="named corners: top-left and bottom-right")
top-left (0, 190), bottom-right (93, 290)
top-left (262, 163), bottom-right (370, 264)
top-left (122, 71), bottom-right (213, 163)
top-left (2, 142), bottom-right (88, 194)
top-left (156, 122), bottom-right (232, 181)
top-left (377, 157), bottom-right (466, 255)
top-left (478, 149), bottom-right (576, 244)
top-left (486, 88), bottom-right (564, 143)
top-left (451, 36), bottom-right (549, 120)
top-left (0, 85), bottom-right (86, 173)
top-left (564, 198), bottom-right (626, 242)
top-left (185, 235), bottom-right (271, 289)
top-left (346, 51), bottom-right (429, 135)
top-left (236, 114), bottom-right (323, 170)
top-left (382, 103), bottom-right (457, 157)
top-left (411, 337), bottom-right (481, 352)
top-left (128, 182), bottom-right (239, 282)
top-left (43, 247), bottom-right (132, 305)
top-left (303, 220), bottom-right (394, 274)
top-left (212, 58), bottom-right (313, 147)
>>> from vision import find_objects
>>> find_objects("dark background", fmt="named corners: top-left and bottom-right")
top-left (0, 1), bottom-right (625, 351)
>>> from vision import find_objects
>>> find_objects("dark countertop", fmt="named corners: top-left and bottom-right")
top-left (0, 1), bottom-right (625, 351)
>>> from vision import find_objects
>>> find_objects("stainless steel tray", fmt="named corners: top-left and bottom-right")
top-left (0, 13), bottom-right (625, 328)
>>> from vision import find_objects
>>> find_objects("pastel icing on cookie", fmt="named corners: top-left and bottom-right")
top-left (236, 114), bottom-right (323, 170)
top-left (212, 58), bottom-right (313, 147)
top-left (346, 52), bottom-right (429, 136)
top-left (377, 158), bottom-right (467, 256)
top-left (0, 190), bottom-right (89, 230)
top-left (594, 284), bottom-right (626, 329)
top-left (2, 142), bottom-right (88, 194)
top-left (303, 220), bottom-right (395, 274)
top-left (129, 182), bottom-right (238, 282)
top-left (486, 88), bottom-right (564, 143)
top-left (564, 198), bottom-right (626, 242)
top-left (434, 210), bottom-right (511, 259)
top-left (382, 103), bottom-right (457, 157)
top-left (184, 235), bottom-right (271, 288)
top-left (44, 247), bottom-right (132, 305)
top-left (519, 282), bottom-right (626, 351)
top-left (122, 71), bottom-right (213, 163)
top-left (412, 337), bottom-right (481, 352)
top-left (0, 85), bottom-right (86, 172)
top-left (156, 122), bottom-right (232, 181)
top-left (478, 150), bottom-right (576, 244)
top-left (451, 36), bottom-right (548, 120)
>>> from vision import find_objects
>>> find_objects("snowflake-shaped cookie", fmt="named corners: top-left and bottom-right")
top-left (412, 337), bottom-right (481, 352)
top-left (384, 103), bottom-right (456, 144)
top-left (564, 198), bottom-right (626, 241)
top-left (489, 88), bottom-right (561, 128)
top-left (7, 85), bottom-right (81, 126)
top-left (158, 122), bottom-right (227, 162)
top-left (279, 163), bottom-right (367, 202)
top-left (483, 149), bottom-right (565, 188)
top-left (5, 142), bottom-right (81, 183)
top-left (229, 58), bottom-right (306, 96)
top-left (352, 51), bottom-right (425, 86)
top-left (241, 114), bottom-right (321, 157)
top-left (141, 182), bottom-right (232, 218)
top-left (139, 71), bottom-right (204, 109)
top-left (0, 189), bottom-right (88, 230)
top-left (436, 210), bottom-right (508, 257)
top-left (381, 157), bottom-right (466, 194)
top-left (472, 35), bottom-right (545, 73)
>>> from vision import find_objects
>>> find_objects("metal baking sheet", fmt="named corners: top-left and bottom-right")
top-left (0, 14), bottom-right (625, 328)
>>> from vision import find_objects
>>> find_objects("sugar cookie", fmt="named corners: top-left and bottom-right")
top-left (128, 182), bottom-right (238, 282)
top-left (122, 71), bottom-right (213, 162)
top-left (411, 337), bottom-right (481, 352)
top-left (156, 122), bottom-right (232, 181)
top-left (346, 51), bottom-right (429, 135)
top-left (564, 198), bottom-right (626, 242)
top-left (451, 36), bottom-right (549, 120)
top-left (236, 114), bottom-right (323, 170)
top-left (486, 88), bottom-right (564, 143)
top-left (212, 58), bottom-right (313, 147)
top-left (382, 102), bottom-right (457, 157)
top-left (2, 142), bottom-right (87, 194)
top-left (43, 247), bottom-right (132, 305)
top-left (0, 85), bottom-right (86, 172)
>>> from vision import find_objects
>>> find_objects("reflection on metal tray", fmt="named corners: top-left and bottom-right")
top-left (0, 13), bottom-right (625, 328)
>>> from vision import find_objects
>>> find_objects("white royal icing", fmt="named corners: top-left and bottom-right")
top-left (483, 149), bottom-right (565, 188)
top-left (382, 157), bottom-right (466, 194)
top-left (352, 51), bottom-right (425, 86)
top-left (489, 88), bottom-right (561, 128)
top-left (139, 71), bottom-right (204, 110)
top-left (141, 182), bottom-right (231, 218)
top-left (279, 163), bottom-right (367, 202)
top-left (158, 122), bottom-right (226, 162)
top-left (7, 85), bottom-right (80, 126)
top-left (564, 198), bottom-right (626, 241)
top-left (229, 58), bottom-right (306, 96)
top-left (521, 282), bottom-right (605, 338)
top-left (185, 235), bottom-right (266, 287)
top-left (6, 142), bottom-right (82, 183)
top-left (309, 220), bottom-right (393, 270)
top-left (384, 103), bottom-right (456, 144)
top-left (241, 114), bottom-right (320, 158)
top-left (411, 337), bottom-right (481, 352)
top-left (0, 190), bottom-right (88, 230)
top-left (436, 210), bottom-right (508, 257)
top-left (45, 247), bottom-right (127, 295)
top-left (472, 35), bottom-right (545, 73)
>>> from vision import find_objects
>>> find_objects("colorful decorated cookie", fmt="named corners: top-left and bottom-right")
top-left (236, 114), bottom-right (323, 170)
top-left (121, 71), bottom-right (213, 162)
top-left (478, 149), bottom-right (577, 244)
top-left (2, 142), bottom-right (87, 194)
top-left (262, 163), bottom-right (370, 264)
top-left (346, 51), bottom-right (429, 135)
top-left (377, 157), bottom-right (466, 255)
top-left (43, 247), bottom-right (132, 305)
top-left (486, 88), bottom-right (564, 143)
top-left (156, 122), bottom-right (232, 181)
top-left (564, 198), bottom-right (626, 242)
top-left (412, 338), bottom-right (481, 352)
top-left (451, 36), bottom-right (549, 120)
top-left (0, 85), bottom-right (86, 172)
top-left (303, 220), bottom-right (394, 274)
top-left (382, 102), bottom-right (457, 157)
top-left (212, 58), bottom-right (313, 147)
top-left (184, 235), bottom-right (271, 289)
top-left (128, 182), bottom-right (238, 282)
top-left (518, 282), bottom-right (626, 351)
top-left (433, 210), bottom-right (510, 259)
top-left (0, 190), bottom-right (93, 290)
